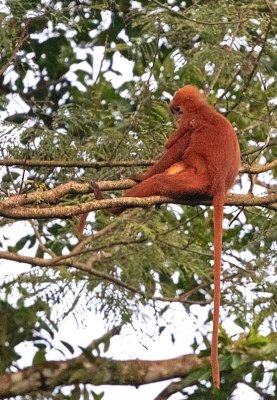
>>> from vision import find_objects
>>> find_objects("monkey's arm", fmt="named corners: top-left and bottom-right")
top-left (131, 133), bottom-right (189, 182)
top-left (165, 129), bottom-right (184, 149)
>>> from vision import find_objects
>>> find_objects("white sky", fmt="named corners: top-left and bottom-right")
top-left (0, 4), bottom-right (275, 400)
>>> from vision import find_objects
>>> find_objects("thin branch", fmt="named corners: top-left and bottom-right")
top-left (241, 138), bottom-right (276, 156)
top-left (0, 249), bottom-right (209, 305)
top-left (86, 325), bottom-right (122, 352)
top-left (151, 0), bottom-right (247, 26)
top-left (240, 160), bottom-right (277, 174)
top-left (0, 159), bottom-right (275, 175)
top-left (0, 249), bottom-right (141, 295)
top-left (94, 34), bottom-right (109, 85)
top-left (227, 18), bottom-right (272, 115)
top-left (0, 158), bottom-right (155, 168)
top-left (0, 19), bottom-right (30, 76)
top-left (19, 144), bottom-right (30, 194)
top-left (29, 220), bottom-right (56, 257)
top-left (210, 17), bottom-right (244, 90)
top-left (154, 379), bottom-right (187, 400)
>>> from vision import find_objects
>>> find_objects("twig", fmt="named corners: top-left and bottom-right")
top-left (240, 160), bottom-right (277, 174)
top-left (0, 159), bottom-right (275, 174)
top-left (86, 325), bottom-right (122, 352)
top-left (210, 17), bottom-right (244, 90)
top-left (0, 249), bottom-right (141, 295)
top-left (226, 18), bottom-right (272, 115)
top-left (29, 220), bottom-right (56, 257)
top-left (151, 0), bottom-right (247, 26)
top-left (241, 138), bottom-right (276, 156)
top-left (0, 250), bottom-right (209, 305)
top-left (94, 34), bottom-right (109, 85)
top-left (19, 144), bottom-right (30, 194)
top-left (0, 19), bottom-right (30, 76)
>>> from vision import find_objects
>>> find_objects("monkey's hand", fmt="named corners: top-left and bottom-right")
top-left (109, 206), bottom-right (125, 215)
top-left (128, 173), bottom-right (145, 182)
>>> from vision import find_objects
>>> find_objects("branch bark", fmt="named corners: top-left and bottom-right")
top-left (0, 353), bottom-right (209, 398)
top-left (0, 249), bottom-right (209, 304)
top-left (0, 158), bottom-right (275, 174)
top-left (0, 188), bottom-right (276, 220)
top-left (0, 158), bottom-right (155, 168)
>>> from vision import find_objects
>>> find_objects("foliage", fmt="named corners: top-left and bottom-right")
top-left (0, 0), bottom-right (276, 399)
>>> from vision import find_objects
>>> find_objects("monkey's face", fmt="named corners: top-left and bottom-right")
top-left (170, 85), bottom-right (205, 120)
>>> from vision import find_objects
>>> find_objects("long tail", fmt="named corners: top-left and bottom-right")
top-left (76, 183), bottom-right (104, 239)
top-left (77, 213), bottom-right (88, 239)
top-left (211, 191), bottom-right (225, 389)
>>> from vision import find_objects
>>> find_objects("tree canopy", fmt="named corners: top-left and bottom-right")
top-left (0, 1), bottom-right (276, 399)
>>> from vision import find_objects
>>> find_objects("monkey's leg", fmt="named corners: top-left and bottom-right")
top-left (110, 169), bottom-right (211, 214)
top-left (126, 170), bottom-right (211, 198)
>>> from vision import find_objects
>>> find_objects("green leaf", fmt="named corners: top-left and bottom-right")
top-left (61, 340), bottom-right (75, 355)
top-left (231, 354), bottom-right (243, 369)
top-left (32, 348), bottom-right (46, 365)
top-left (91, 390), bottom-right (105, 400)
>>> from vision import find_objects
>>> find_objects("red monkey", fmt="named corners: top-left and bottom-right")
top-left (110, 85), bottom-right (241, 388)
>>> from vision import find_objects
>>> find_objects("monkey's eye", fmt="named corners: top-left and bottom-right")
top-left (170, 105), bottom-right (182, 115)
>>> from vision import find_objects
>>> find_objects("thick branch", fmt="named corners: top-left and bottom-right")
top-left (0, 353), bottom-right (209, 398)
top-left (0, 192), bottom-right (276, 220)
top-left (0, 332), bottom-right (276, 399)
top-left (0, 180), bottom-right (134, 207)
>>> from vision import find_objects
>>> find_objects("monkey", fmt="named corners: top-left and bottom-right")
top-left (106, 85), bottom-right (241, 388)
top-left (76, 118), bottom-right (195, 237)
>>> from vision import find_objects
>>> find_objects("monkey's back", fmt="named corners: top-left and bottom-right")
top-left (186, 105), bottom-right (240, 193)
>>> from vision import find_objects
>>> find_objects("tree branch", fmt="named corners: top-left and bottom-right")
top-left (0, 158), bottom-right (275, 174)
top-left (0, 249), bottom-right (209, 305)
top-left (0, 190), bottom-right (276, 220)
top-left (0, 158), bottom-right (155, 168)
top-left (0, 250), bottom-right (141, 296)
top-left (240, 160), bottom-right (277, 174)
top-left (0, 330), bottom-right (276, 399)
top-left (227, 17), bottom-right (272, 115)
top-left (0, 353), bottom-right (209, 399)
top-left (0, 19), bottom-right (30, 77)
top-left (151, 0), bottom-right (247, 25)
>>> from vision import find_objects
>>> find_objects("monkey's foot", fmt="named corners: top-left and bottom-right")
top-left (128, 174), bottom-right (144, 182)
top-left (89, 181), bottom-right (104, 200)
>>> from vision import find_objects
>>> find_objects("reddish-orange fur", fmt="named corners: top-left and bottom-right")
top-left (111, 85), bottom-right (240, 388)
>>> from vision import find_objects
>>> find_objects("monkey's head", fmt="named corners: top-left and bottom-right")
top-left (170, 85), bottom-right (206, 119)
